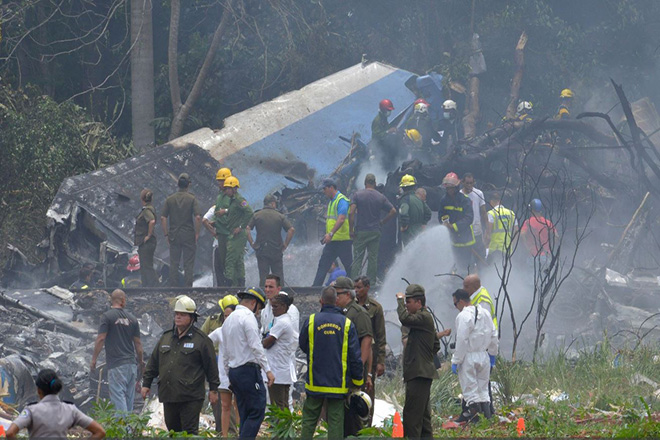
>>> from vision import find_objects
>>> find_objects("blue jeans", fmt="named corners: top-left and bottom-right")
top-left (228, 364), bottom-right (266, 439)
top-left (108, 363), bottom-right (137, 413)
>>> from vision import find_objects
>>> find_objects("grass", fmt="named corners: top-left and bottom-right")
top-left (370, 339), bottom-right (660, 437)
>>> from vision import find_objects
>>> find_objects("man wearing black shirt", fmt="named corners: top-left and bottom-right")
top-left (90, 289), bottom-right (143, 413)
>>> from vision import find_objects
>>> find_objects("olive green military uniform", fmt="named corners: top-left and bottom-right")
top-left (399, 191), bottom-right (432, 246)
top-left (224, 191), bottom-right (253, 286)
top-left (214, 192), bottom-right (231, 286)
top-left (246, 206), bottom-right (293, 286)
top-left (135, 203), bottom-right (158, 286)
top-left (143, 325), bottom-right (220, 434)
top-left (162, 190), bottom-right (201, 287)
top-left (200, 313), bottom-right (223, 337)
top-left (362, 297), bottom-right (386, 425)
top-left (397, 285), bottom-right (439, 439)
top-left (342, 299), bottom-right (373, 436)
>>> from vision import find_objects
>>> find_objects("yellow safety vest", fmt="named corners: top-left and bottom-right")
top-left (471, 287), bottom-right (498, 330)
top-left (488, 205), bottom-right (515, 252)
top-left (326, 193), bottom-right (350, 241)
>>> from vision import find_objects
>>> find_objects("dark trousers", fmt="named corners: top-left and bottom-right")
top-left (403, 378), bottom-right (433, 439)
top-left (344, 400), bottom-right (364, 437)
top-left (138, 237), bottom-right (158, 287)
top-left (301, 395), bottom-right (344, 439)
top-left (351, 230), bottom-right (381, 281)
top-left (214, 235), bottom-right (228, 286)
top-left (162, 400), bottom-right (204, 434)
top-left (312, 240), bottom-right (353, 286)
top-left (268, 384), bottom-right (290, 410)
top-left (169, 236), bottom-right (196, 287)
top-left (257, 252), bottom-right (284, 287)
top-left (228, 364), bottom-right (266, 438)
top-left (452, 244), bottom-right (474, 276)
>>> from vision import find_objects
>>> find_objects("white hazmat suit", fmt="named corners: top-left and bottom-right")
top-left (451, 304), bottom-right (499, 405)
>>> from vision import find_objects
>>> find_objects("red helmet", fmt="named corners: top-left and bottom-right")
top-left (414, 98), bottom-right (430, 107)
top-left (442, 172), bottom-right (460, 187)
top-left (127, 255), bottom-right (140, 272)
top-left (379, 99), bottom-right (394, 112)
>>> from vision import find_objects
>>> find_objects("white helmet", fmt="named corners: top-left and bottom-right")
top-left (414, 102), bottom-right (429, 114)
top-left (442, 100), bottom-right (457, 111)
top-left (517, 101), bottom-right (533, 114)
top-left (173, 295), bottom-right (197, 314)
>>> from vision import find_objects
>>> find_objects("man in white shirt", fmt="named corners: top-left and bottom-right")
top-left (202, 205), bottom-right (222, 286)
top-left (222, 287), bottom-right (275, 438)
top-left (460, 173), bottom-right (488, 267)
top-left (260, 274), bottom-right (299, 408)
top-left (262, 294), bottom-right (297, 409)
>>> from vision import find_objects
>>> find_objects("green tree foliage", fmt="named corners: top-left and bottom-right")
top-left (0, 82), bottom-right (132, 260)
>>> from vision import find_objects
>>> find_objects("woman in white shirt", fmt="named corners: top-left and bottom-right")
top-left (208, 304), bottom-right (239, 437)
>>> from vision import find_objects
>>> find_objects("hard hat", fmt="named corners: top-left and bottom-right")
top-left (517, 101), bottom-right (533, 114)
top-left (530, 198), bottom-right (543, 212)
top-left (399, 174), bottom-right (417, 187)
top-left (348, 390), bottom-right (372, 419)
top-left (560, 88), bottom-right (574, 99)
top-left (414, 102), bottom-right (429, 114)
top-left (238, 287), bottom-right (266, 306)
top-left (126, 255), bottom-right (140, 272)
top-left (218, 294), bottom-right (239, 310)
top-left (379, 99), bottom-right (394, 112)
top-left (442, 172), bottom-right (460, 187)
top-left (442, 100), bottom-right (457, 111)
top-left (414, 98), bottom-right (430, 107)
top-left (174, 295), bottom-right (197, 314)
top-left (216, 167), bottom-right (232, 181)
top-left (223, 176), bottom-right (240, 188)
top-left (405, 129), bottom-right (422, 144)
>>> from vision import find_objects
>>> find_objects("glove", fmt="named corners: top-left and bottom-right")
top-left (489, 355), bottom-right (496, 367)
top-left (451, 363), bottom-right (458, 375)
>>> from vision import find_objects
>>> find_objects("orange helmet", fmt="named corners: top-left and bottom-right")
top-left (379, 99), bottom-right (394, 112)
top-left (442, 172), bottom-right (460, 187)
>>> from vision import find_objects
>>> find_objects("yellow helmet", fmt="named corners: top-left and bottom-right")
top-left (216, 168), bottom-right (232, 181)
top-left (218, 294), bottom-right (239, 310)
top-left (223, 176), bottom-right (240, 188)
top-left (560, 88), bottom-right (574, 98)
top-left (399, 174), bottom-right (417, 187)
top-left (405, 129), bottom-right (422, 144)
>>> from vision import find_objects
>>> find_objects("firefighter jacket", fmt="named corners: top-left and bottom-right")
top-left (299, 305), bottom-right (364, 398)
top-left (439, 192), bottom-right (475, 247)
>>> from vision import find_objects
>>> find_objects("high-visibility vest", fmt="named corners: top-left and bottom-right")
top-left (305, 314), bottom-right (363, 394)
top-left (326, 193), bottom-right (350, 241)
top-left (488, 206), bottom-right (516, 252)
top-left (471, 286), bottom-right (498, 330)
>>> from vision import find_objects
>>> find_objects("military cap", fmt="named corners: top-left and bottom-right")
top-left (334, 276), bottom-right (354, 290)
top-left (405, 283), bottom-right (425, 298)
top-left (179, 172), bottom-right (190, 181)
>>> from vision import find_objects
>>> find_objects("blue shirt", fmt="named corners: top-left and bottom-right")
top-left (326, 267), bottom-right (347, 286)
top-left (332, 193), bottom-right (349, 216)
